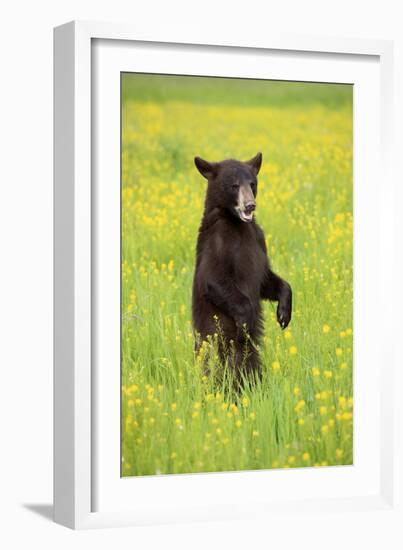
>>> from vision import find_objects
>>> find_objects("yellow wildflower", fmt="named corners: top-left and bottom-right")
top-left (338, 396), bottom-right (346, 408)
top-left (341, 411), bottom-right (353, 421)
top-left (271, 360), bottom-right (281, 372)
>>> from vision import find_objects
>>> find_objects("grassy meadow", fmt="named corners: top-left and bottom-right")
top-left (121, 74), bottom-right (353, 476)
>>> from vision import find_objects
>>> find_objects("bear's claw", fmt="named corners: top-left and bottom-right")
top-left (277, 304), bottom-right (291, 330)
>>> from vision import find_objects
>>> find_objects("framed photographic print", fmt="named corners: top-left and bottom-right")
top-left (54, 21), bottom-right (400, 530)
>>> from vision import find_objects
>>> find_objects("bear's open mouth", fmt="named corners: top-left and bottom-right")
top-left (238, 210), bottom-right (254, 223)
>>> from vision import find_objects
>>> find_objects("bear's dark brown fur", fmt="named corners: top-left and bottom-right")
top-left (192, 153), bottom-right (292, 382)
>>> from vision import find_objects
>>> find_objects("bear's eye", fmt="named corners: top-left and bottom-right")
top-left (231, 183), bottom-right (240, 191)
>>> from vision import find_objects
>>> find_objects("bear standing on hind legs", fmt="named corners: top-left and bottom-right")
top-left (192, 152), bottom-right (292, 383)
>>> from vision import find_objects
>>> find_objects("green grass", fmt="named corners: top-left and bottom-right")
top-left (122, 73), bottom-right (352, 108)
top-left (121, 73), bottom-right (353, 476)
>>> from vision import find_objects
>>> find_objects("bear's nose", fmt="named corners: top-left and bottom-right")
top-left (244, 202), bottom-right (256, 215)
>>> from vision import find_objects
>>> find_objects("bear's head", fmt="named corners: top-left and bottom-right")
top-left (194, 153), bottom-right (262, 223)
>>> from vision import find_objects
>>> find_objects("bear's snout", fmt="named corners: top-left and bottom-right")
top-left (235, 184), bottom-right (256, 222)
top-left (244, 201), bottom-right (256, 215)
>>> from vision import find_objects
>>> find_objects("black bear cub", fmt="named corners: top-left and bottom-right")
top-left (192, 153), bottom-right (292, 382)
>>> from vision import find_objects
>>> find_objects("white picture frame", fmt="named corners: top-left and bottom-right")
top-left (54, 20), bottom-right (400, 530)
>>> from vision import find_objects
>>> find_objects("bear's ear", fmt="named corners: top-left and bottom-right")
top-left (245, 152), bottom-right (263, 175)
top-left (194, 157), bottom-right (217, 179)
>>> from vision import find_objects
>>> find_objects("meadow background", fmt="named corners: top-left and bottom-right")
top-left (121, 74), bottom-right (353, 476)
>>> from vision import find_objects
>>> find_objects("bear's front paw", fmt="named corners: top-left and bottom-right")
top-left (277, 302), bottom-right (291, 329)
